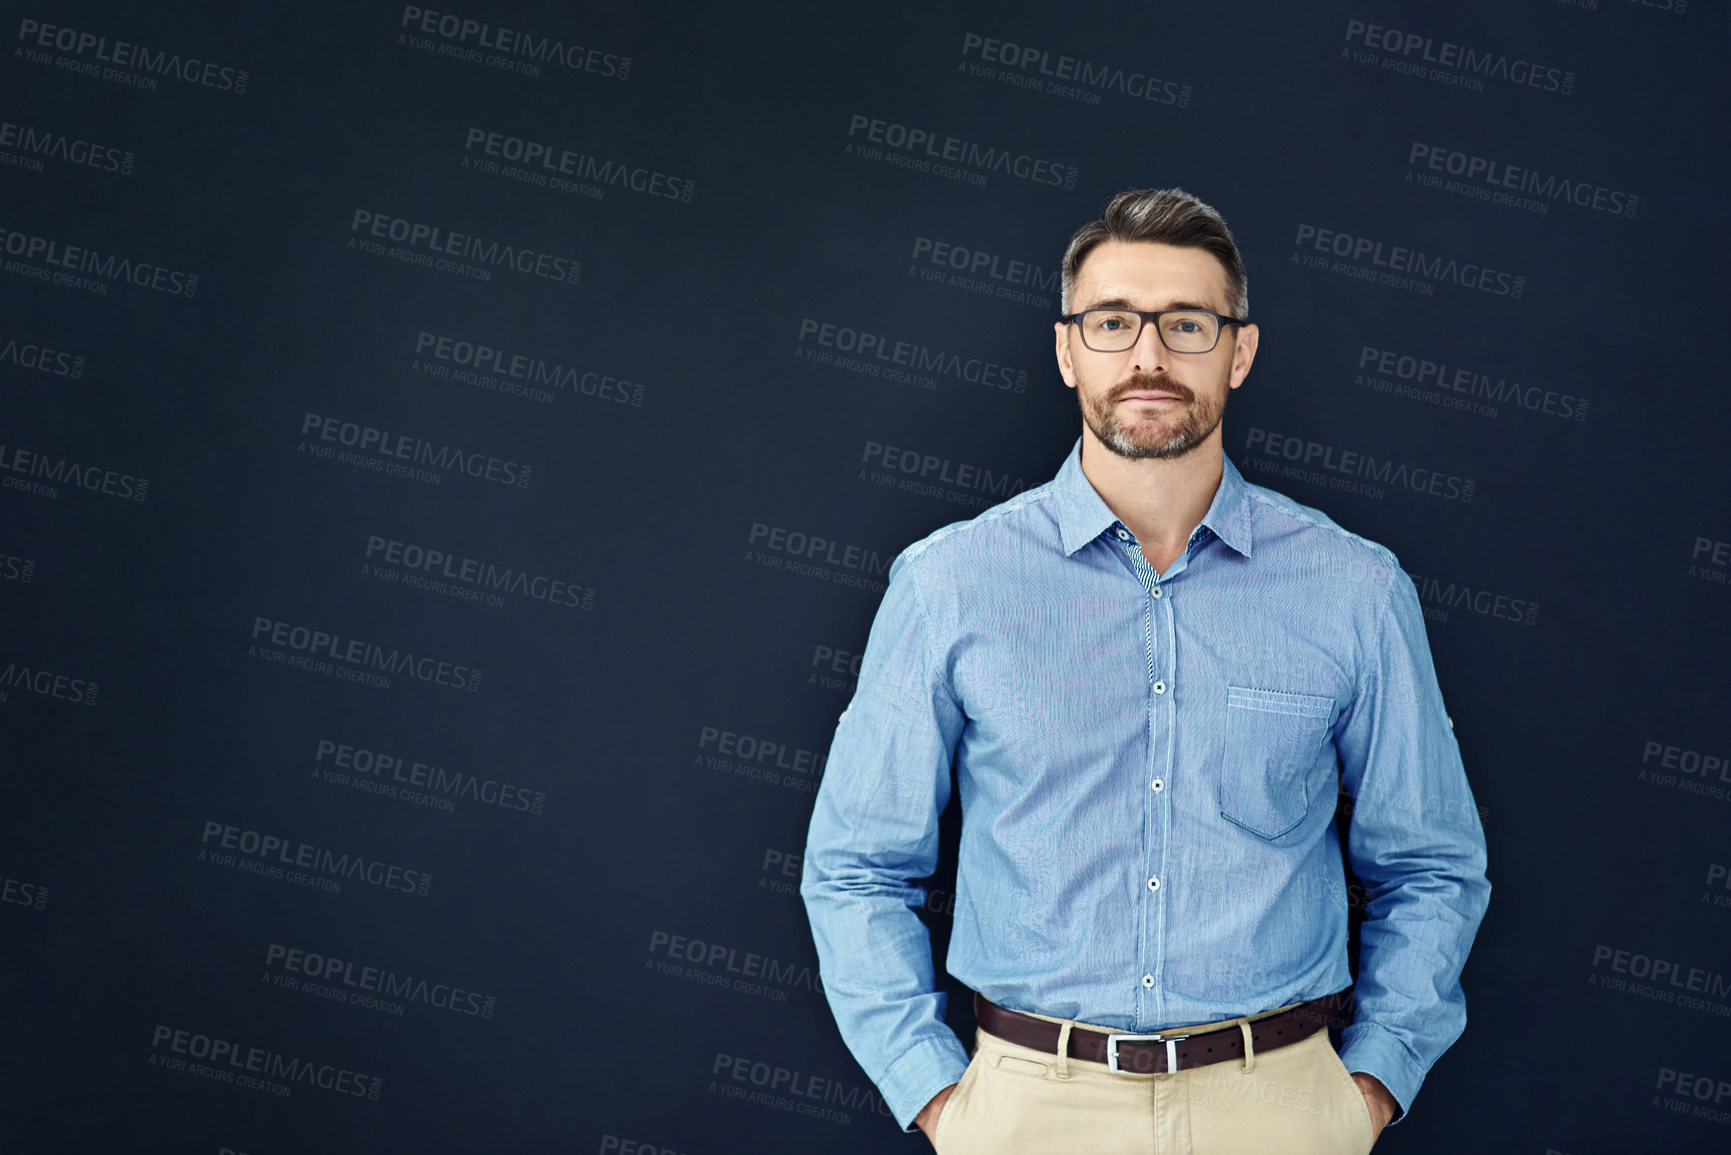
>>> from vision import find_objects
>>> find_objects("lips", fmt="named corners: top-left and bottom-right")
top-left (1116, 389), bottom-right (1187, 403)
top-left (1112, 373), bottom-right (1190, 405)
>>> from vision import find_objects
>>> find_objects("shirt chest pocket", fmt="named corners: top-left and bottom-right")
top-left (1218, 686), bottom-right (1336, 840)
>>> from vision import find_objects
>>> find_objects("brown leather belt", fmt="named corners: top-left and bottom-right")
top-left (974, 990), bottom-right (1351, 1076)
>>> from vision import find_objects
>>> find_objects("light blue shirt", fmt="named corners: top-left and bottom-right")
top-left (801, 439), bottom-right (1490, 1130)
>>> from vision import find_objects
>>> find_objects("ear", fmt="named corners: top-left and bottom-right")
top-left (1054, 321), bottom-right (1078, 390)
top-left (1227, 323), bottom-right (1259, 390)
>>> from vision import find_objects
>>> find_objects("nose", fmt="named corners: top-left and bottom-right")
top-left (1129, 316), bottom-right (1170, 373)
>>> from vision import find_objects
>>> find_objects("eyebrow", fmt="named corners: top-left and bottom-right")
top-left (1081, 297), bottom-right (1218, 313)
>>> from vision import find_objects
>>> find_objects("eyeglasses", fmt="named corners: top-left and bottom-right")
top-left (1059, 308), bottom-right (1248, 354)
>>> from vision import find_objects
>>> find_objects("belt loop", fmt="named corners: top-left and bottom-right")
top-left (1054, 1020), bottom-right (1073, 1080)
top-left (1238, 1019), bottom-right (1256, 1074)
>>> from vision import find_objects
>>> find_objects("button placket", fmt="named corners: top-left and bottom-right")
top-left (1144, 545), bottom-right (1178, 1030)
top-left (1115, 524), bottom-right (1172, 1027)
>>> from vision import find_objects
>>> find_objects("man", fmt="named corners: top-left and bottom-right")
top-left (801, 188), bottom-right (1490, 1153)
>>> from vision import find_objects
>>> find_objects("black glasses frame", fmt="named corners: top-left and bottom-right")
top-left (1059, 308), bottom-right (1250, 354)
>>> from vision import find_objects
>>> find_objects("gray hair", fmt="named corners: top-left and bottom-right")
top-left (1060, 187), bottom-right (1248, 319)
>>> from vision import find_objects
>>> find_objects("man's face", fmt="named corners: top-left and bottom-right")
top-left (1054, 240), bottom-right (1258, 461)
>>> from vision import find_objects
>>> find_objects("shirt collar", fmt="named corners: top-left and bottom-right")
top-left (1052, 438), bottom-right (1254, 559)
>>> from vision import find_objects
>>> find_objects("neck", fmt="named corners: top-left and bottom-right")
top-left (1078, 428), bottom-right (1224, 574)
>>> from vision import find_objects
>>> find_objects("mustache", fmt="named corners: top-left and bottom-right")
top-left (1108, 372), bottom-right (1194, 404)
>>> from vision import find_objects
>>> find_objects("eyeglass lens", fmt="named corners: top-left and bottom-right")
top-left (1081, 310), bottom-right (1220, 353)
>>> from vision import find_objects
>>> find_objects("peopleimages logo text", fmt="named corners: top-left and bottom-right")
top-left (0, 226), bottom-right (197, 296)
top-left (149, 1025), bottom-right (379, 1099)
top-left (0, 119), bottom-right (133, 174)
top-left (1408, 143), bottom-right (1636, 218)
top-left (350, 210), bottom-right (579, 284)
top-left (1244, 427), bottom-right (1474, 503)
top-left (414, 331), bottom-right (641, 405)
top-left (364, 535), bottom-right (592, 610)
top-left (0, 660), bottom-right (98, 705)
top-left (1343, 19), bottom-right (1573, 94)
top-left (0, 442), bottom-right (148, 501)
top-left (200, 820), bottom-right (432, 896)
top-left (266, 942), bottom-right (496, 1018)
top-left (1358, 346), bottom-right (1586, 421)
top-left (846, 114), bottom-right (1078, 188)
top-left (250, 616), bottom-right (483, 692)
top-left (712, 1053), bottom-right (892, 1120)
top-left (1294, 224), bottom-right (1524, 297)
top-left (463, 128), bottom-right (692, 201)
top-left (398, 6), bottom-right (629, 78)
top-left (862, 440), bottom-right (1029, 504)
top-left (314, 737), bottom-right (547, 816)
top-left (959, 32), bottom-right (1190, 106)
top-left (797, 318), bottom-right (1026, 393)
top-left (911, 236), bottom-right (1055, 289)
top-left (1407, 571), bottom-right (1539, 627)
top-left (300, 413), bottom-right (531, 488)
top-left (0, 333), bottom-right (85, 378)
top-left (16, 18), bottom-right (249, 92)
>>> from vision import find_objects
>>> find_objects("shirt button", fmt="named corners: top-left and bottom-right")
top-left (1142, 974), bottom-right (1155, 988)
top-left (1150, 778), bottom-right (1164, 792)
top-left (1115, 528), bottom-right (1131, 541)
top-left (1147, 876), bottom-right (1160, 892)
top-left (1153, 680), bottom-right (1167, 694)
top-left (1151, 587), bottom-right (1163, 599)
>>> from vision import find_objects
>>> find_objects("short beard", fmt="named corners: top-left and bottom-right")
top-left (1081, 370), bottom-right (1227, 461)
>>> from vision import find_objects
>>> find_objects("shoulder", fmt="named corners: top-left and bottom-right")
top-left (890, 480), bottom-right (1064, 582)
top-left (1236, 474), bottom-right (1406, 600)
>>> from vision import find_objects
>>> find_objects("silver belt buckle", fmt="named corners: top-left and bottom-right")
top-left (1105, 1032), bottom-right (1189, 1074)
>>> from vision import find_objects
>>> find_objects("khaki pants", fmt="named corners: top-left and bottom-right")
top-left (933, 1010), bottom-right (1378, 1155)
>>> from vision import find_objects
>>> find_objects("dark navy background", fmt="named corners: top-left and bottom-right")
top-left (2, 2), bottom-right (1728, 1151)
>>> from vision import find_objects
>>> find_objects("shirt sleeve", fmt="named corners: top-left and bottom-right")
top-left (1333, 555), bottom-right (1492, 1123)
top-left (800, 550), bottom-right (971, 1131)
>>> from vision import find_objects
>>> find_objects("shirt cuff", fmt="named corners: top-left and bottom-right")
top-left (880, 1035), bottom-right (972, 1131)
top-left (1338, 1020), bottom-right (1426, 1124)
